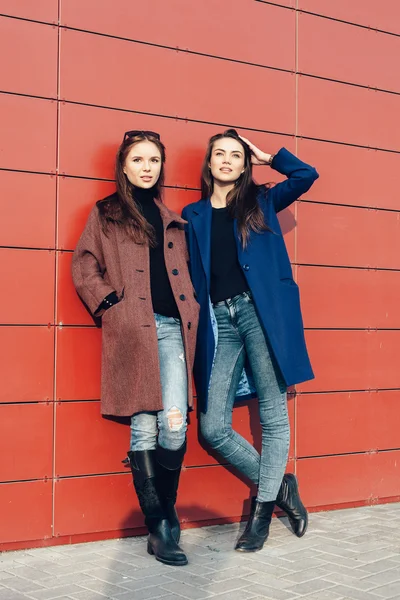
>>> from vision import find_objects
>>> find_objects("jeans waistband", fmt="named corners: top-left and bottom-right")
top-left (212, 291), bottom-right (252, 308)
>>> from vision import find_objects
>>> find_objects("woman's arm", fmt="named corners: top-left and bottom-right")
top-left (239, 136), bottom-right (319, 213)
top-left (269, 148), bottom-right (319, 213)
top-left (71, 207), bottom-right (116, 315)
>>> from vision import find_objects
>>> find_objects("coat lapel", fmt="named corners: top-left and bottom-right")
top-left (191, 199), bottom-right (212, 288)
top-left (155, 199), bottom-right (186, 229)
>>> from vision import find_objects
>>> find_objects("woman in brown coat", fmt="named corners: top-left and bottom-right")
top-left (72, 130), bottom-right (199, 567)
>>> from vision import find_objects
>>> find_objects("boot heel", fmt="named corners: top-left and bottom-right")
top-left (147, 541), bottom-right (154, 555)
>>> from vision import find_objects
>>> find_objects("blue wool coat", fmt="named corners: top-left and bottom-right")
top-left (182, 148), bottom-right (319, 413)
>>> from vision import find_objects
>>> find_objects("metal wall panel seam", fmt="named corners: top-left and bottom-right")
top-left (300, 199), bottom-right (400, 214)
top-left (0, 13), bottom-right (57, 27)
top-left (297, 388), bottom-right (400, 395)
top-left (58, 99), bottom-right (296, 139)
top-left (0, 89), bottom-right (58, 102)
top-left (57, 99), bottom-right (400, 155)
top-left (295, 9), bottom-right (400, 39)
top-left (59, 26), bottom-right (295, 75)
top-left (297, 447), bottom-right (400, 460)
top-left (298, 72), bottom-right (400, 98)
top-left (51, 7), bottom-right (62, 539)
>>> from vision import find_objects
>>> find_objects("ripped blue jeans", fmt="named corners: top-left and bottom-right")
top-left (130, 313), bottom-right (188, 451)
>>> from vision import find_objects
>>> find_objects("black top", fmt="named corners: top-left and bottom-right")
top-left (134, 187), bottom-right (179, 318)
top-left (210, 206), bottom-right (249, 304)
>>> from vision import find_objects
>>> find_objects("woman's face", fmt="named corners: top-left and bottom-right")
top-left (123, 140), bottom-right (162, 188)
top-left (209, 137), bottom-right (245, 185)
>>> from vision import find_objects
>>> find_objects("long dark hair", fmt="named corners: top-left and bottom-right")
top-left (98, 133), bottom-right (166, 246)
top-left (201, 128), bottom-right (270, 246)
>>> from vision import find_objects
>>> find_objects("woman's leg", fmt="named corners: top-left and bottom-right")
top-left (130, 412), bottom-right (158, 451)
top-left (233, 293), bottom-right (289, 552)
top-left (126, 314), bottom-right (188, 566)
top-left (200, 301), bottom-right (261, 483)
top-left (154, 314), bottom-right (188, 544)
top-left (238, 295), bottom-right (290, 503)
top-left (155, 315), bottom-right (188, 451)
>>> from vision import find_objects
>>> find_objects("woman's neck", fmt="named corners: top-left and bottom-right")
top-left (132, 186), bottom-right (156, 203)
top-left (210, 180), bottom-right (235, 208)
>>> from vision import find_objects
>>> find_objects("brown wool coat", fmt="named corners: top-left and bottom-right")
top-left (71, 197), bottom-right (199, 417)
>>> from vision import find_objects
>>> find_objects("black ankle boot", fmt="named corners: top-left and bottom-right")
top-left (155, 440), bottom-right (186, 543)
top-left (127, 450), bottom-right (188, 566)
top-left (235, 498), bottom-right (275, 552)
top-left (276, 473), bottom-right (308, 537)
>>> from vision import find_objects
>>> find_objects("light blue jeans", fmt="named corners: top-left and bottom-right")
top-left (130, 313), bottom-right (188, 451)
top-left (200, 292), bottom-right (290, 502)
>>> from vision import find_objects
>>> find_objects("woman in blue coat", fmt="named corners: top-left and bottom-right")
top-left (182, 129), bottom-right (318, 552)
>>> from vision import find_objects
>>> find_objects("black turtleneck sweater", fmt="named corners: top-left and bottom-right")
top-left (134, 188), bottom-right (179, 319)
top-left (210, 206), bottom-right (249, 304)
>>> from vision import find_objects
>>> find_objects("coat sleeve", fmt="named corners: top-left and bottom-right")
top-left (71, 206), bottom-right (116, 315)
top-left (268, 147), bottom-right (319, 213)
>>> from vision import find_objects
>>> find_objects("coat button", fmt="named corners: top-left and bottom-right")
top-left (172, 269), bottom-right (179, 275)
top-left (168, 242), bottom-right (173, 248)
top-left (243, 264), bottom-right (250, 271)
top-left (179, 294), bottom-right (186, 301)
top-left (188, 322), bottom-right (192, 329)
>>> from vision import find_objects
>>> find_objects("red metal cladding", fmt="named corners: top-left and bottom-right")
top-left (59, 29), bottom-right (295, 135)
top-left (0, 93), bottom-right (57, 173)
top-left (297, 391), bottom-right (400, 457)
top-left (298, 13), bottom-right (375, 88)
top-left (185, 405), bottom-right (219, 468)
top-left (297, 450), bottom-right (400, 508)
top-left (58, 178), bottom-right (116, 251)
top-left (55, 401), bottom-right (129, 477)
top-left (0, 327), bottom-right (54, 403)
top-left (178, 465), bottom-right (256, 524)
top-left (0, 249), bottom-right (55, 325)
top-left (163, 188), bottom-right (202, 217)
top-left (59, 102), bottom-right (294, 187)
top-left (374, 0), bottom-right (400, 34)
top-left (297, 202), bottom-right (400, 269)
top-left (370, 30), bottom-right (400, 93)
top-left (298, 76), bottom-right (373, 148)
top-left (0, 0), bottom-right (58, 23)
top-left (297, 139), bottom-right (400, 211)
top-left (0, 171), bottom-right (56, 248)
top-left (61, 0), bottom-right (295, 72)
top-left (56, 327), bottom-right (101, 400)
top-left (299, 266), bottom-right (400, 329)
top-left (54, 473), bottom-right (141, 536)
top-left (298, 0), bottom-right (400, 35)
top-left (299, 15), bottom-right (400, 93)
top-left (0, 403), bottom-right (53, 482)
top-left (0, 480), bottom-right (52, 544)
top-left (56, 252), bottom-right (94, 326)
top-left (299, 76), bottom-right (400, 151)
top-left (300, 330), bottom-right (400, 393)
top-left (369, 89), bottom-right (400, 152)
top-left (0, 17), bottom-right (58, 98)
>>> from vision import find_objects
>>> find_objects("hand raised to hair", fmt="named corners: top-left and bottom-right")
top-left (239, 135), bottom-right (273, 166)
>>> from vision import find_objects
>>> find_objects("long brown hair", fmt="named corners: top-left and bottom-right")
top-left (98, 133), bottom-right (166, 246)
top-left (201, 128), bottom-right (270, 246)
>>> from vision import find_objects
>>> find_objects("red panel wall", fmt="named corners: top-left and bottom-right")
top-left (0, 2), bottom-right (399, 550)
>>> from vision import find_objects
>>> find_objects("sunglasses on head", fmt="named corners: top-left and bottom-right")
top-left (123, 130), bottom-right (160, 142)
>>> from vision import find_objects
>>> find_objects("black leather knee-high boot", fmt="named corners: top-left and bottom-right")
top-left (155, 440), bottom-right (186, 543)
top-left (127, 450), bottom-right (188, 566)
